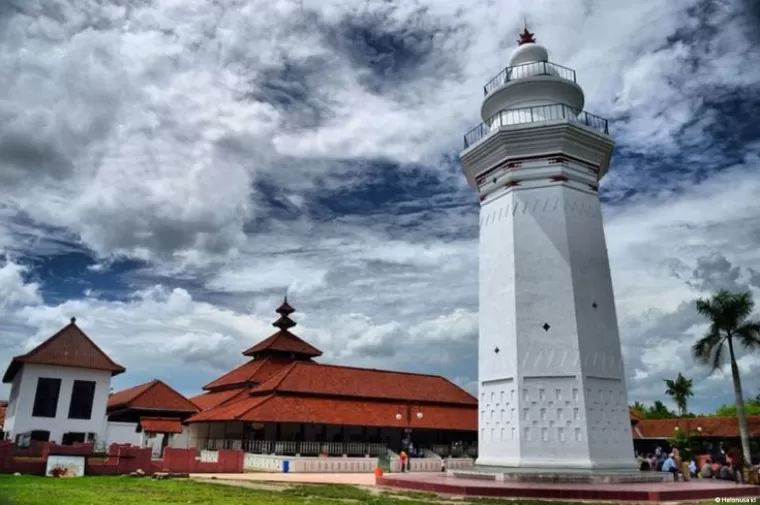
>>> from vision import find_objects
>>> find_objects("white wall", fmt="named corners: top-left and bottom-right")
top-left (105, 422), bottom-right (190, 456)
top-left (5, 364), bottom-right (112, 444)
top-left (144, 432), bottom-right (165, 457)
top-left (3, 368), bottom-right (25, 437)
top-left (476, 180), bottom-right (635, 470)
top-left (105, 421), bottom-right (142, 447)
top-left (170, 426), bottom-right (191, 449)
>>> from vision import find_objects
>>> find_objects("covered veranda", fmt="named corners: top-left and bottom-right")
top-left (190, 421), bottom-right (477, 457)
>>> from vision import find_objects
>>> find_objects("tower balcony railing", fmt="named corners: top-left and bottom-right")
top-left (463, 103), bottom-right (609, 149)
top-left (483, 61), bottom-right (576, 96)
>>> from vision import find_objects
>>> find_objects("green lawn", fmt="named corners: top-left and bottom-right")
top-left (0, 477), bottom-right (454, 505)
top-left (0, 475), bottom-right (719, 505)
top-left (2, 477), bottom-right (353, 505)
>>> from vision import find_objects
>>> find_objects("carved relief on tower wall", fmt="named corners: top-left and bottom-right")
top-left (518, 376), bottom-right (590, 462)
top-left (479, 378), bottom-right (519, 464)
top-left (584, 376), bottom-right (635, 463)
top-left (479, 194), bottom-right (601, 230)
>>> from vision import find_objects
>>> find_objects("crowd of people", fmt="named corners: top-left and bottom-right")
top-left (636, 446), bottom-right (752, 483)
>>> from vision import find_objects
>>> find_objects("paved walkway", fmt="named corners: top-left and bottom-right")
top-left (377, 473), bottom-right (760, 501)
top-left (191, 472), bottom-right (377, 486)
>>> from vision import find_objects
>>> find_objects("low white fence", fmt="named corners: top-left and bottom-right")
top-left (390, 457), bottom-right (475, 473)
top-left (446, 458), bottom-right (476, 470)
top-left (199, 450), bottom-right (219, 463)
top-left (244, 454), bottom-right (285, 472)
top-left (409, 459), bottom-right (443, 472)
top-left (240, 452), bottom-right (475, 474)
top-left (244, 454), bottom-right (376, 473)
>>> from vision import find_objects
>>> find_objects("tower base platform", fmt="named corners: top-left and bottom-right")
top-left (376, 472), bottom-right (760, 502)
top-left (451, 466), bottom-right (672, 484)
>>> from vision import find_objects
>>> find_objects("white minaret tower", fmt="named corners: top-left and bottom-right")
top-left (460, 28), bottom-right (637, 472)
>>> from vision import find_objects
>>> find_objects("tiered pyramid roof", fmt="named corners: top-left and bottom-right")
top-left (187, 300), bottom-right (478, 430)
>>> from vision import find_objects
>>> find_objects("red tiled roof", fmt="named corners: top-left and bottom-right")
top-left (108, 381), bottom-right (153, 408)
top-left (242, 330), bottom-right (323, 358)
top-left (2, 320), bottom-right (125, 383)
top-left (187, 394), bottom-right (273, 422)
top-left (635, 416), bottom-right (760, 439)
top-left (140, 417), bottom-right (184, 434)
top-left (191, 388), bottom-right (250, 411)
top-left (186, 394), bottom-right (477, 431)
top-left (108, 380), bottom-right (198, 413)
top-left (249, 361), bottom-right (477, 405)
top-left (202, 357), bottom-right (293, 391)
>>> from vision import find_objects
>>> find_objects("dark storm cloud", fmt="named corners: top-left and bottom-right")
top-left (0, 131), bottom-right (74, 183)
top-left (247, 56), bottom-right (336, 130)
top-left (749, 269), bottom-right (760, 289)
top-left (0, 16), bottom-right (126, 185)
top-left (621, 300), bottom-right (701, 388)
top-left (688, 252), bottom-right (748, 293)
top-left (740, 0), bottom-right (760, 45)
top-left (676, 94), bottom-right (760, 173)
top-left (669, 252), bottom-right (756, 294)
top-left (322, 6), bottom-right (461, 94)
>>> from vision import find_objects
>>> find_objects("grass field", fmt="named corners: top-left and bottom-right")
top-left (0, 475), bottom-right (603, 505)
top-left (0, 475), bottom-right (725, 505)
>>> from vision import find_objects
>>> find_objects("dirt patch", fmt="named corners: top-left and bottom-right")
top-left (194, 478), bottom-right (488, 504)
top-left (192, 477), bottom-right (290, 492)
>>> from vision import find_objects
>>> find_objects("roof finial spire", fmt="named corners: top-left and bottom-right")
top-left (517, 19), bottom-right (536, 46)
top-left (273, 297), bottom-right (297, 330)
top-left (70, 316), bottom-right (76, 324)
top-left (275, 297), bottom-right (296, 317)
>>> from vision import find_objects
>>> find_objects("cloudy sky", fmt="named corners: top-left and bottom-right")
top-left (1, 0), bottom-right (759, 414)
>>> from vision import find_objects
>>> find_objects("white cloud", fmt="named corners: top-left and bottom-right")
top-left (0, 0), bottom-right (759, 413)
top-left (0, 259), bottom-right (42, 309)
top-left (3, 0), bottom-right (757, 264)
top-left (207, 258), bottom-right (328, 295)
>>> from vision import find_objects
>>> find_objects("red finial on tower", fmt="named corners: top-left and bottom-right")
top-left (517, 27), bottom-right (536, 46)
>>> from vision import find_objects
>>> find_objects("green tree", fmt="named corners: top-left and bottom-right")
top-left (646, 400), bottom-right (676, 419)
top-left (670, 430), bottom-right (695, 462)
top-left (630, 401), bottom-right (647, 417)
top-left (692, 290), bottom-right (760, 463)
top-left (664, 373), bottom-right (694, 416)
top-left (713, 400), bottom-right (760, 417)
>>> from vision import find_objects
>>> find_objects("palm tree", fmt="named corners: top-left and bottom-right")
top-left (664, 373), bottom-right (694, 416)
top-left (692, 290), bottom-right (760, 463)
top-left (631, 401), bottom-right (647, 416)
top-left (646, 400), bottom-right (676, 419)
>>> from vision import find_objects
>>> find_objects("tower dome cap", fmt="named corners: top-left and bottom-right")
top-left (509, 28), bottom-right (549, 66)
